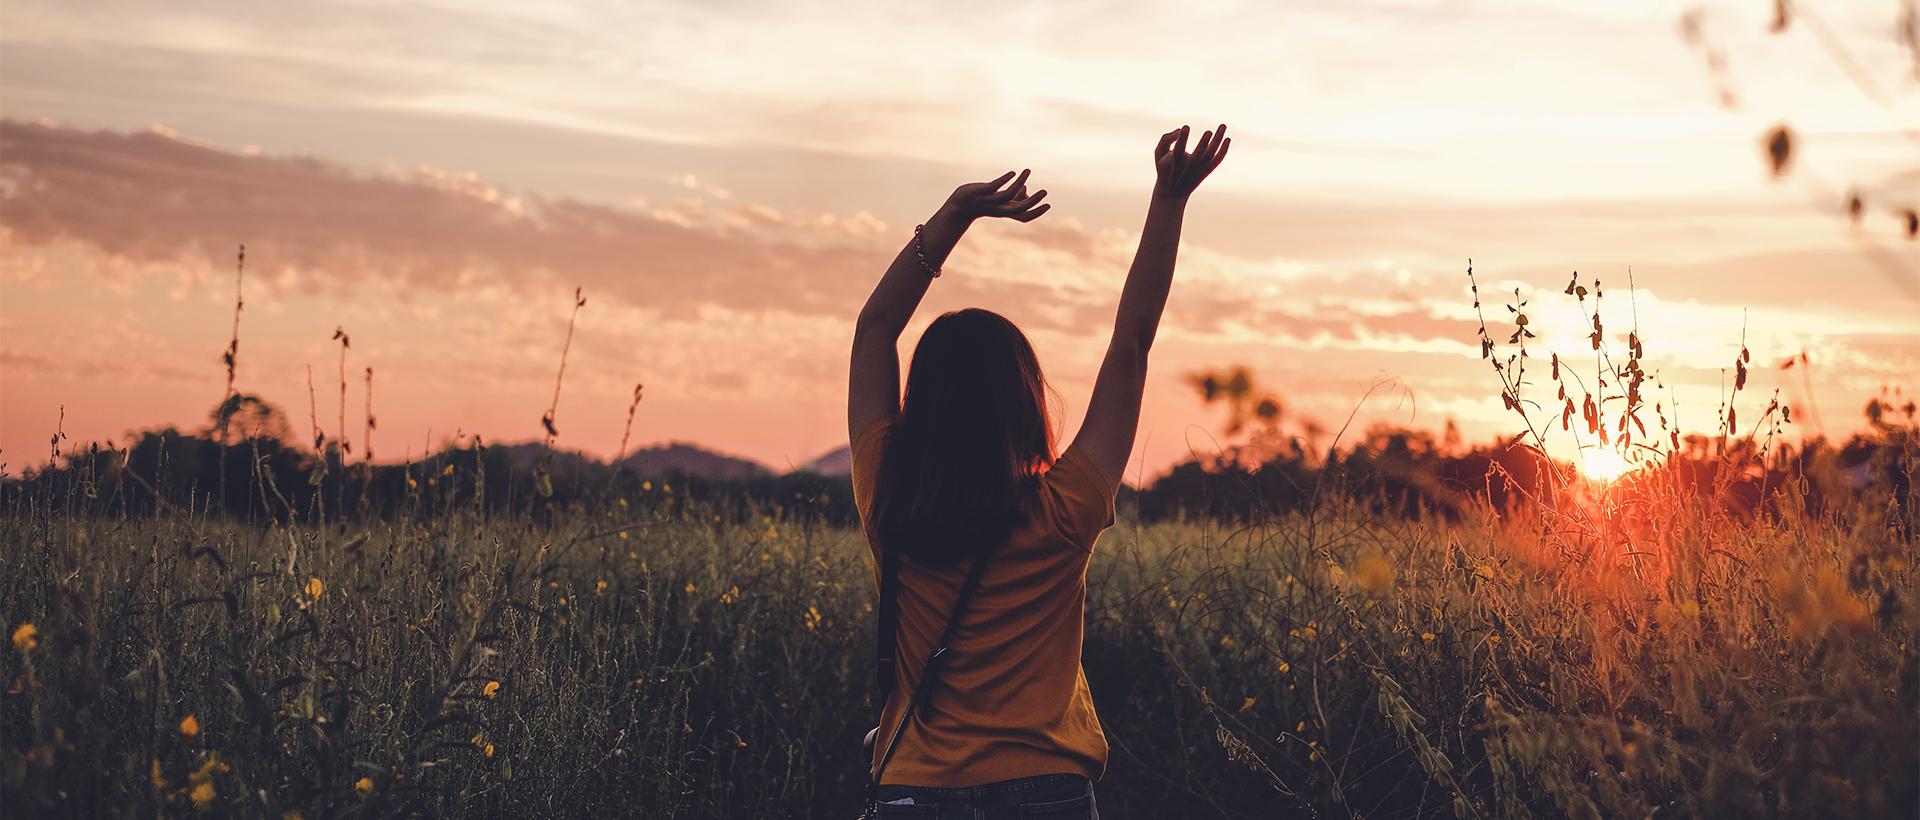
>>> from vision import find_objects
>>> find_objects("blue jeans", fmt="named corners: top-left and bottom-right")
top-left (873, 774), bottom-right (1097, 819)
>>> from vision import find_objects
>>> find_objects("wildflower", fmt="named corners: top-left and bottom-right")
top-left (483, 681), bottom-right (500, 698)
top-left (179, 715), bottom-right (199, 738)
top-left (151, 758), bottom-right (168, 789)
top-left (11, 623), bottom-right (36, 651)
top-left (355, 777), bottom-right (373, 795)
top-left (485, 744), bottom-right (495, 757)
top-left (190, 782), bottom-right (215, 807)
top-left (596, 580), bottom-right (608, 595)
top-left (685, 582), bottom-right (696, 593)
top-left (1422, 632), bottom-right (1436, 642)
top-left (305, 578), bottom-right (323, 599)
top-left (190, 753), bottom-right (227, 782)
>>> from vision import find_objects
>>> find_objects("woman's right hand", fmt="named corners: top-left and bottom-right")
top-left (1153, 124), bottom-right (1230, 201)
top-left (939, 169), bottom-right (1051, 224)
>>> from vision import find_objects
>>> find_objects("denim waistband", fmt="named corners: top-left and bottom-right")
top-left (875, 773), bottom-right (1088, 801)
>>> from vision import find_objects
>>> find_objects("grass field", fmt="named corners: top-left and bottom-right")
top-left (2, 431), bottom-right (1914, 818)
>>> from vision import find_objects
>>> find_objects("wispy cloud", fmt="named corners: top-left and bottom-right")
top-left (2, 120), bottom-right (1913, 478)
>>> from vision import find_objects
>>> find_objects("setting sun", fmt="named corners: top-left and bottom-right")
top-left (1577, 446), bottom-right (1637, 483)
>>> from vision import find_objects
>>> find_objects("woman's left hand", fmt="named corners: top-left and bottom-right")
top-left (940, 169), bottom-right (1051, 223)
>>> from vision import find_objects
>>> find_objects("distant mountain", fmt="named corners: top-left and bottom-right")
top-left (620, 442), bottom-right (772, 480)
top-left (799, 445), bottom-right (851, 475)
top-left (459, 440), bottom-right (800, 480)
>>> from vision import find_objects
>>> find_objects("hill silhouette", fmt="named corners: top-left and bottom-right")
top-left (8, 394), bottom-right (1912, 539)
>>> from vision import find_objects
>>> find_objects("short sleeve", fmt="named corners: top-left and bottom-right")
top-left (1041, 445), bottom-right (1116, 551)
top-left (849, 416), bottom-right (894, 530)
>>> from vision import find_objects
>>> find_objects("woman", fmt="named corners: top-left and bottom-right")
top-left (849, 125), bottom-right (1229, 817)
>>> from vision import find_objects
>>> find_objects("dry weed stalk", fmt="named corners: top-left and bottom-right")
top-left (534, 288), bottom-right (587, 499)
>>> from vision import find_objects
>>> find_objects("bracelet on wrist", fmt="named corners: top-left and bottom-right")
top-left (912, 224), bottom-right (942, 278)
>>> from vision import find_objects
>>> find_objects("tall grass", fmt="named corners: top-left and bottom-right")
top-left (2, 432), bottom-right (1912, 817)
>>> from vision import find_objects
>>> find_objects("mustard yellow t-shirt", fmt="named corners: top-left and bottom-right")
top-left (852, 416), bottom-right (1115, 787)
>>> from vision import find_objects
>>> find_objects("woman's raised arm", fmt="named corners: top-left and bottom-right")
top-left (1071, 125), bottom-right (1230, 490)
top-left (848, 171), bottom-right (1051, 441)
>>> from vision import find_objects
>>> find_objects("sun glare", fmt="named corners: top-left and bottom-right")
top-left (1578, 446), bottom-right (1635, 483)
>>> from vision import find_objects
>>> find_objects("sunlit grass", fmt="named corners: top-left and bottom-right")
top-left (2, 457), bottom-right (1912, 817)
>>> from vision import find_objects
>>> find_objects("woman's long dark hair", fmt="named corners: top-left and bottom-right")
top-left (874, 308), bottom-right (1055, 565)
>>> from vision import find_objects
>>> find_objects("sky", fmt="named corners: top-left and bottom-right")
top-left (2, 0), bottom-right (1917, 483)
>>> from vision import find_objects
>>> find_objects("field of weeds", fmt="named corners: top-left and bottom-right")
top-left (2, 430), bottom-right (1914, 819)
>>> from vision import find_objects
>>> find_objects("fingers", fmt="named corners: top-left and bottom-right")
top-left (1209, 136), bottom-right (1231, 170)
top-left (1013, 202), bottom-right (1051, 223)
top-left (986, 169), bottom-right (1031, 203)
top-left (1010, 188), bottom-right (1048, 211)
top-left (1155, 129), bottom-right (1179, 159)
top-left (1173, 125), bottom-right (1190, 158)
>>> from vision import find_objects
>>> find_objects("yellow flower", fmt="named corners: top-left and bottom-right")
top-left (179, 715), bottom-right (199, 739)
top-left (190, 752), bottom-right (227, 783)
top-left (1421, 632), bottom-right (1436, 642)
top-left (483, 681), bottom-right (500, 698)
top-left (282, 812), bottom-right (305, 820)
top-left (596, 580), bottom-right (608, 595)
top-left (305, 578), bottom-right (323, 599)
top-left (190, 782), bottom-right (215, 806)
top-left (355, 777), bottom-right (373, 795)
top-left (151, 758), bottom-right (168, 789)
top-left (11, 623), bottom-right (37, 651)
top-left (484, 744), bottom-right (495, 757)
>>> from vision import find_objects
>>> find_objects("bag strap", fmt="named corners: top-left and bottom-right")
top-left (876, 542), bottom-right (902, 703)
top-left (869, 546), bottom-right (994, 792)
